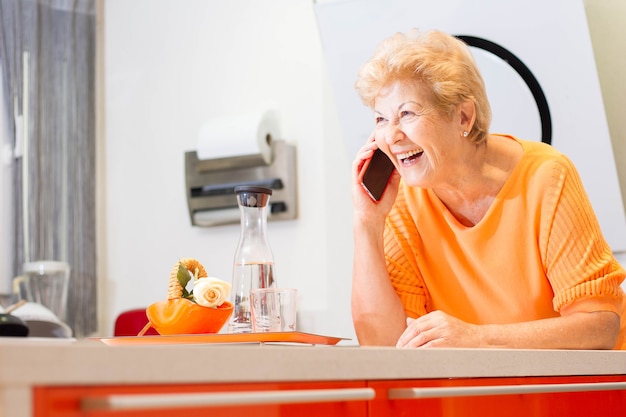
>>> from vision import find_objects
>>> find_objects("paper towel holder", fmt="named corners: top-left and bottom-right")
top-left (185, 140), bottom-right (297, 227)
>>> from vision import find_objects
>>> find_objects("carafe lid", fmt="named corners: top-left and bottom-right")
top-left (234, 186), bottom-right (273, 195)
top-left (235, 186), bottom-right (272, 208)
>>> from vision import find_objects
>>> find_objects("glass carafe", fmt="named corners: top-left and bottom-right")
top-left (228, 186), bottom-right (276, 333)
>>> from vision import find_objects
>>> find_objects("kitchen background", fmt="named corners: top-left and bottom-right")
top-left (1, 0), bottom-right (625, 340)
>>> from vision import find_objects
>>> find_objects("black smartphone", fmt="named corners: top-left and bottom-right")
top-left (360, 148), bottom-right (395, 201)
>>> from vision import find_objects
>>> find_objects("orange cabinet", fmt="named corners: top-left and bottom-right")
top-left (33, 380), bottom-right (372, 417)
top-left (33, 375), bottom-right (626, 416)
top-left (368, 375), bottom-right (626, 417)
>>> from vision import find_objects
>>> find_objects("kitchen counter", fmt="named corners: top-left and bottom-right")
top-left (1, 337), bottom-right (625, 416)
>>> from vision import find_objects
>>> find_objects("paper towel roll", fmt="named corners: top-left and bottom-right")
top-left (196, 109), bottom-right (279, 164)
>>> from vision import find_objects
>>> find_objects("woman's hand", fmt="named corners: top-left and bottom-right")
top-left (396, 311), bottom-right (482, 348)
top-left (351, 133), bottom-right (400, 222)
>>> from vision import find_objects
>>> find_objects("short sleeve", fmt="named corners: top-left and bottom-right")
top-left (541, 155), bottom-right (626, 314)
top-left (383, 186), bottom-right (430, 318)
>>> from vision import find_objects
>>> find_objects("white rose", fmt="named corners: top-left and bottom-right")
top-left (193, 277), bottom-right (232, 308)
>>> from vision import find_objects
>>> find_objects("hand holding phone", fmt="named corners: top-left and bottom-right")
top-left (359, 148), bottom-right (395, 201)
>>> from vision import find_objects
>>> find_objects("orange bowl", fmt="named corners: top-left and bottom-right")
top-left (146, 299), bottom-right (233, 335)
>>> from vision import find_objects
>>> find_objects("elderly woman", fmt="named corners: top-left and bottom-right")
top-left (351, 29), bottom-right (626, 349)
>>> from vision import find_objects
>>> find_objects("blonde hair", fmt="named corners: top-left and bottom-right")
top-left (354, 29), bottom-right (491, 144)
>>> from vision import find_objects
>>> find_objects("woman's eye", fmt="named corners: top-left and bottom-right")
top-left (400, 111), bottom-right (419, 122)
top-left (375, 116), bottom-right (386, 125)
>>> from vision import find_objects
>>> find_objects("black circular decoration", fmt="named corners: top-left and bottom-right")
top-left (455, 35), bottom-right (552, 145)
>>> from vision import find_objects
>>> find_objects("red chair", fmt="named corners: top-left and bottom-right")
top-left (114, 309), bottom-right (160, 336)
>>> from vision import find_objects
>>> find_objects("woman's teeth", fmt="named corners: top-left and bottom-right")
top-left (397, 149), bottom-right (423, 163)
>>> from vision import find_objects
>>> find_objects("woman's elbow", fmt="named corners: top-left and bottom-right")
top-left (589, 311), bottom-right (620, 349)
top-left (352, 315), bottom-right (396, 346)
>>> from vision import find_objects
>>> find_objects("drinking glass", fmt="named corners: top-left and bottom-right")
top-left (250, 288), bottom-right (297, 333)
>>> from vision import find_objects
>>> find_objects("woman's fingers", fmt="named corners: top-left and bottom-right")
top-left (396, 311), bottom-right (478, 348)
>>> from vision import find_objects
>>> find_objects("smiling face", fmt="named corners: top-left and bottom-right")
top-left (373, 79), bottom-right (472, 189)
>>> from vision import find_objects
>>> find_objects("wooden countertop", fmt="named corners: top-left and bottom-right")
top-left (1, 337), bottom-right (626, 386)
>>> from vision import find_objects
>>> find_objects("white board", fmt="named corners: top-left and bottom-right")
top-left (315, 0), bottom-right (626, 251)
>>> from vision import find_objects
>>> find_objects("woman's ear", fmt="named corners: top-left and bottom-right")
top-left (458, 99), bottom-right (476, 134)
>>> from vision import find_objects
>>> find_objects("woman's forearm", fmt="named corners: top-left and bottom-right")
top-left (480, 310), bottom-right (620, 350)
top-left (351, 218), bottom-right (407, 345)
top-left (397, 309), bottom-right (620, 349)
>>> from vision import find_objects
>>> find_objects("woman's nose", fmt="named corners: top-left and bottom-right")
top-left (384, 122), bottom-right (403, 145)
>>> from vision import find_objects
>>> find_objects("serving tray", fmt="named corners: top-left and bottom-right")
top-left (95, 331), bottom-right (349, 346)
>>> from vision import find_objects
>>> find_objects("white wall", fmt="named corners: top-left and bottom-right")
top-left (0, 65), bottom-right (14, 295)
top-left (585, 0), bottom-right (626, 230)
top-left (585, 0), bottom-right (626, 289)
top-left (98, 0), bottom-right (355, 340)
top-left (98, 0), bottom-right (626, 339)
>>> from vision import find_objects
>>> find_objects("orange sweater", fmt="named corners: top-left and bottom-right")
top-left (384, 136), bottom-right (626, 349)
